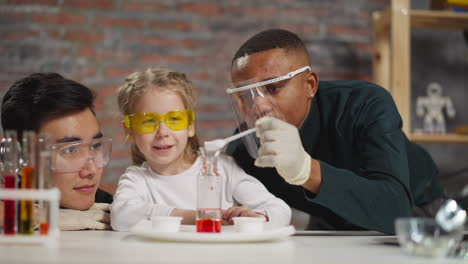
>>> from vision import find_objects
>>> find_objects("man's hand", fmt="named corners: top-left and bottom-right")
top-left (255, 116), bottom-right (311, 185)
top-left (59, 203), bottom-right (111, 231)
top-left (222, 206), bottom-right (267, 225)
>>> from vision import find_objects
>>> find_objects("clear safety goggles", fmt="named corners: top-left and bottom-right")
top-left (124, 109), bottom-right (195, 134)
top-left (226, 66), bottom-right (311, 158)
top-left (51, 137), bottom-right (112, 173)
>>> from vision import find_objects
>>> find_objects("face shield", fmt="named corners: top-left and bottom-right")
top-left (226, 66), bottom-right (311, 158)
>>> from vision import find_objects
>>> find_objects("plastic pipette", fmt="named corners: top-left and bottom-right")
top-left (204, 128), bottom-right (256, 153)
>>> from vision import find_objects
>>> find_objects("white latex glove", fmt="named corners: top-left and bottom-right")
top-left (59, 203), bottom-right (111, 231)
top-left (255, 116), bottom-right (311, 185)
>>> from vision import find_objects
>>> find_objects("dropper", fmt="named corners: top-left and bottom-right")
top-left (203, 128), bottom-right (256, 154)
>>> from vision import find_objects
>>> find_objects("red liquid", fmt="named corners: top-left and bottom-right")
top-left (40, 222), bottom-right (49, 235)
top-left (3, 175), bottom-right (16, 235)
top-left (196, 218), bottom-right (222, 233)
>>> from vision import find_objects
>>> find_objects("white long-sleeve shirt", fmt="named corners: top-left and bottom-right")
top-left (110, 155), bottom-right (291, 231)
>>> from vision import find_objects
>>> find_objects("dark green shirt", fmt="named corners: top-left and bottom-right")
top-left (227, 80), bottom-right (444, 234)
top-left (95, 189), bottom-right (113, 204)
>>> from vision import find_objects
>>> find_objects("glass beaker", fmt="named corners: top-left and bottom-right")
top-left (196, 149), bottom-right (222, 233)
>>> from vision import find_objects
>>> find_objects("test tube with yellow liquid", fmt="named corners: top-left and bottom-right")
top-left (19, 131), bottom-right (36, 234)
top-left (37, 135), bottom-right (52, 235)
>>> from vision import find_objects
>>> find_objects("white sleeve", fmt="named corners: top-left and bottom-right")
top-left (226, 157), bottom-right (292, 227)
top-left (110, 167), bottom-right (174, 231)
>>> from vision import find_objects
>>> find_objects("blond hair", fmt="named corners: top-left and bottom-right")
top-left (117, 67), bottom-right (200, 165)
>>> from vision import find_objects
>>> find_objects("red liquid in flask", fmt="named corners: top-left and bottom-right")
top-left (3, 175), bottom-right (16, 235)
top-left (40, 223), bottom-right (49, 235)
top-left (196, 218), bottom-right (222, 233)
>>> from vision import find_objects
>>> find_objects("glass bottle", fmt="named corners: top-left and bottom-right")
top-left (196, 149), bottom-right (222, 233)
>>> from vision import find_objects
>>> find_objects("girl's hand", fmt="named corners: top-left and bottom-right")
top-left (222, 206), bottom-right (267, 225)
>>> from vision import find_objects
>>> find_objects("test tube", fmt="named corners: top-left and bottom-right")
top-left (196, 149), bottom-right (222, 233)
top-left (37, 134), bottom-right (52, 235)
top-left (19, 131), bottom-right (36, 234)
top-left (2, 131), bottom-right (19, 235)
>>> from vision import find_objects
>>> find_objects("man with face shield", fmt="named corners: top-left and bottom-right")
top-left (226, 29), bottom-right (445, 234)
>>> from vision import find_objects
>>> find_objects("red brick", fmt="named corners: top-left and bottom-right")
top-left (284, 25), bottom-right (320, 35)
top-left (190, 71), bottom-right (210, 80)
top-left (98, 117), bottom-right (121, 128)
top-left (5, 0), bottom-right (58, 5)
top-left (122, 1), bottom-right (167, 12)
top-left (47, 30), bottom-right (62, 39)
top-left (128, 36), bottom-right (177, 46)
top-left (68, 66), bottom-right (97, 80)
top-left (62, 0), bottom-right (114, 9)
top-left (329, 25), bottom-right (369, 36)
top-left (197, 104), bottom-right (223, 112)
top-left (139, 54), bottom-right (191, 64)
top-left (48, 47), bottom-right (71, 56)
top-left (98, 183), bottom-right (117, 195)
top-left (2, 30), bottom-right (40, 41)
top-left (110, 149), bottom-right (131, 159)
top-left (177, 3), bottom-right (222, 16)
top-left (283, 8), bottom-right (330, 17)
top-left (104, 67), bottom-right (135, 78)
top-left (96, 17), bottom-right (145, 28)
top-left (31, 13), bottom-right (85, 25)
top-left (111, 133), bottom-right (128, 143)
top-left (352, 42), bottom-right (373, 55)
top-left (244, 7), bottom-right (277, 17)
top-left (150, 21), bottom-right (197, 31)
top-left (79, 47), bottom-right (132, 61)
top-left (64, 30), bottom-right (104, 43)
top-left (0, 11), bottom-right (27, 21)
top-left (93, 85), bottom-right (120, 112)
top-left (180, 39), bottom-right (205, 49)
top-left (198, 120), bottom-right (236, 129)
top-left (0, 80), bottom-right (13, 89)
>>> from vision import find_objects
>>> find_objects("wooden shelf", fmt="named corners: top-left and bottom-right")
top-left (372, 0), bottom-right (468, 143)
top-left (409, 133), bottom-right (468, 143)
top-left (411, 10), bottom-right (468, 29)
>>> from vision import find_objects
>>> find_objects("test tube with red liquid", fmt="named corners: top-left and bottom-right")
top-left (19, 131), bottom-right (36, 235)
top-left (2, 131), bottom-right (19, 235)
top-left (196, 150), bottom-right (222, 233)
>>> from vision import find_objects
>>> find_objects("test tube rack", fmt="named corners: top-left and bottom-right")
top-left (0, 188), bottom-right (60, 245)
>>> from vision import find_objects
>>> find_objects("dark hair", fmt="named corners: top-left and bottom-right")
top-left (1, 73), bottom-right (95, 133)
top-left (232, 28), bottom-right (308, 63)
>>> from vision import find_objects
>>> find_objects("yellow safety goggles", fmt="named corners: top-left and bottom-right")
top-left (124, 109), bottom-right (195, 134)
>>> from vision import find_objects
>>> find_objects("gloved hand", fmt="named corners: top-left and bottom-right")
top-left (59, 203), bottom-right (111, 231)
top-left (255, 116), bottom-right (311, 185)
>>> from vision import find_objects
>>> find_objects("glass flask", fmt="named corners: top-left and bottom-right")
top-left (196, 149), bottom-right (222, 233)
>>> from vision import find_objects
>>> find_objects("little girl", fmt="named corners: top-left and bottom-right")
top-left (110, 67), bottom-right (291, 231)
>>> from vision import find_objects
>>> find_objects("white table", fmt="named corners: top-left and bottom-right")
top-left (0, 230), bottom-right (464, 264)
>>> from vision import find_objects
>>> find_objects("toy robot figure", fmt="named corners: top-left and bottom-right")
top-left (416, 82), bottom-right (456, 134)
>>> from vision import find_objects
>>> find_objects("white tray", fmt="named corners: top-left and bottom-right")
top-left (130, 220), bottom-right (295, 243)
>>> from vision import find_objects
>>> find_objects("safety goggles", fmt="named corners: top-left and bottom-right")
top-left (51, 137), bottom-right (112, 173)
top-left (226, 66), bottom-right (311, 94)
top-left (124, 109), bottom-right (195, 134)
top-left (225, 66), bottom-right (310, 159)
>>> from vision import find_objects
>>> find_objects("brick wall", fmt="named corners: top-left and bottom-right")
top-left (0, 0), bottom-right (390, 186)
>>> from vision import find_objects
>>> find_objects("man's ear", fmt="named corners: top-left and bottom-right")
top-left (307, 70), bottom-right (319, 96)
